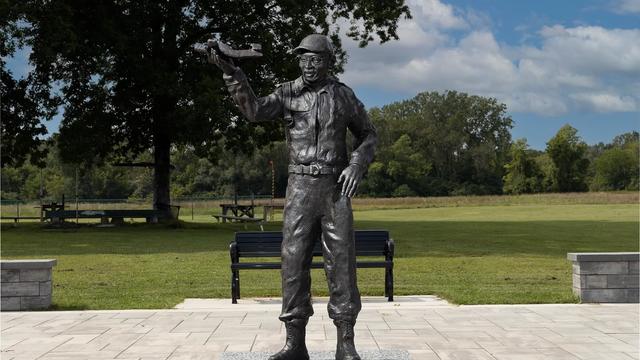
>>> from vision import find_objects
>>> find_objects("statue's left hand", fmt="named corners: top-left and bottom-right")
top-left (338, 164), bottom-right (364, 198)
top-left (208, 50), bottom-right (237, 75)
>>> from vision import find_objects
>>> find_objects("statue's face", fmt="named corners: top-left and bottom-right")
top-left (298, 52), bottom-right (330, 84)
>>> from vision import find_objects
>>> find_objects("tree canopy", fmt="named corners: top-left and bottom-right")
top-left (502, 138), bottom-right (544, 194)
top-left (546, 124), bottom-right (590, 192)
top-left (361, 91), bottom-right (513, 196)
top-left (590, 131), bottom-right (639, 191)
top-left (3, 0), bottom-right (410, 212)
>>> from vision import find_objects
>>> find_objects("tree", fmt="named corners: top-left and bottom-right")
top-left (591, 148), bottom-right (638, 191)
top-left (503, 138), bottom-right (543, 194)
top-left (545, 124), bottom-right (589, 192)
top-left (359, 134), bottom-right (431, 197)
top-left (590, 132), bottom-right (639, 191)
top-left (8, 0), bottom-right (410, 214)
top-left (0, 3), bottom-right (58, 167)
top-left (612, 131), bottom-right (639, 148)
top-left (361, 91), bottom-right (512, 196)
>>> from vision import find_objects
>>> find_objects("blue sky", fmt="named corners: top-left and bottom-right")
top-left (5, 0), bottom-right (639, 150)
top-left (341, 0), bottom-right (639, 149)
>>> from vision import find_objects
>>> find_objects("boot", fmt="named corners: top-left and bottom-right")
top-left (335, 320), bottom-right (361, 360)
top-left (268, 319), bottom-right (310, 360)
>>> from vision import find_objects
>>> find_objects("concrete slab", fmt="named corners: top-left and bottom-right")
top-left (0, 296), bottom-right (638, 360)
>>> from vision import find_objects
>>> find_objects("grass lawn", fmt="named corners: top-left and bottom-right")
top-left (1, 200), bottom-right (638, 309)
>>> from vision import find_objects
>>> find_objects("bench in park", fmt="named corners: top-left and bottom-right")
top-left (44, 209), bottom-right (173, 224)
top-left (229, 230), bottom-right (394, 304)
top-left (0, 216), bottom-right (42, 224)
top-left (212, 214), bottom-right (266, 230)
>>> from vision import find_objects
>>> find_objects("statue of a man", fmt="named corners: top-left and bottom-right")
top-left (209, 34), bottom-right (377, 360)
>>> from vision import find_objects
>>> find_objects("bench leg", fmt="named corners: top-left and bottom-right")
top-left (231, 270), bottom-right (240, 304)
top-left (386, 267), bottom-right (394, 302)
top-left (235, 271), bottom-right (240, 300)
top-left (231, 271), bottom-right (237, 304)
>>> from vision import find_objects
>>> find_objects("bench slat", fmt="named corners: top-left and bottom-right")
top-left (233, 260), bottom-right (392, 270)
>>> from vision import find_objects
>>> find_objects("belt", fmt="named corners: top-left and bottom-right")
top-left (288, 164), bottom-right (342, 176)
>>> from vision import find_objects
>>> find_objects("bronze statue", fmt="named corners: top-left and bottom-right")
top-left (207, 34), bottom-right (377, 360)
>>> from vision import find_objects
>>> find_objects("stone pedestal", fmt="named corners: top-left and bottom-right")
top-left (221, 350), bottom-right (410, 360)
top-left (568, 252), bottom-right (639, 303)
top-left (1, 259), bottom-right (57, 311)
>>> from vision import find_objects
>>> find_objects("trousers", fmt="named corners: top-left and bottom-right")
top-left (278, 173), bottom-right (362, 324)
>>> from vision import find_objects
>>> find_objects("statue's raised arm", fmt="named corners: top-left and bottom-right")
top-left (198, 38), bottom-right (284, 122)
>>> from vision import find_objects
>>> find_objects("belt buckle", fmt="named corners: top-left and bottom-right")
top-left (310, 164), bottom-right (320, 176)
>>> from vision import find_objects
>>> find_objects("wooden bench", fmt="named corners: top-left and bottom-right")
top-left (213, 214), bottom-right (265, 230)
top-left (229, 230), bottom-right (394, 304)
top-left (44, 209), bottom-right (172, 224)
top-left (1, 216), bottom-right (41, 224)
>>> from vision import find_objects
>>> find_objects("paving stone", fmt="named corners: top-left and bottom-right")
top-left (585, 274), bottom-right (608, 288)
top-left (1, 282), bottom-right (39, 297)
top-left (581, 288), bottom-right (639, 303)
top-left (0, 298), bottom-right (638, 360)
top-left (576, 261), bottom-right (628, 275)
top-left (19, 268), bottom-right (51, 282)
top-left (434, 348), bottom-right (497, 360)
top-left (20, 295), bottom-right (51, 310)
top-left (608, 274), bottom-right (640, 288)
top-left (39, 281), bottom-right (52, 296)
top-left (1, 297), bottom-right (20, 311)
top-left (1, 269), bottom-right (20, 282)
top-left (118, 344), bottom-right (178, 358)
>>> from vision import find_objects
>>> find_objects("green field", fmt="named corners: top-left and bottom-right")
top-left (1, 196), bottom-right (638, 310)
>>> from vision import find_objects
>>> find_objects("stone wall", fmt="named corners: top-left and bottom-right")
top-left (568, 252), bottom-right (639, 303)
top-left (1, 259), bottom-right (57, 311)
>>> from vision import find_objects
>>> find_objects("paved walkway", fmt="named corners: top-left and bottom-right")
top-left (1, 296), bottom-right (638, 360)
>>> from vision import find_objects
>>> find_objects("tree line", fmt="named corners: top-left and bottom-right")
top-left (2, 90), bottom-right (638, 201)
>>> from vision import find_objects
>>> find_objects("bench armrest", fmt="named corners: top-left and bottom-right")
top-left (229, 241), bottom-right (239, 264)
top-left (385, 238), bottom-right (395, 260)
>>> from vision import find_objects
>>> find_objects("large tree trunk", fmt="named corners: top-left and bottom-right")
top-left (153, 134), bottom-right (172, 217)
top-left (151, 6), bottom-right (179, 219)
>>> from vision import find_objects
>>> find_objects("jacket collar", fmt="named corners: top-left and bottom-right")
top-left (293, 76), bottom-right (337, 96)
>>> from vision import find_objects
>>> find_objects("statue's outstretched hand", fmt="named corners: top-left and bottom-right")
top-left (338, 164), bottom-right (364, 198)
top-left (208, 50), bottom-right (237, 75)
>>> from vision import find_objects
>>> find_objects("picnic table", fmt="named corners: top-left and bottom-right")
top-left (219, 204), bottom-right (256, 220)
top-left (44, 208), bottom-right (179, 224)
top-left (212, 203), bottom-right (267, 230)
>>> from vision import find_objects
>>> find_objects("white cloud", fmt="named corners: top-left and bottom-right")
top-left (571, 93), bottom-right (638, 112)
top-left (408, 0), bottom-right (467, 30)
top-left (613, 0), bottom-right (640, 14)
top-left (340, 0), bottom-right (640, 116)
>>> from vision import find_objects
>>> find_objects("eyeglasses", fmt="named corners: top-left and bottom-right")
top-left (298, 55), bottom-right (326, 65)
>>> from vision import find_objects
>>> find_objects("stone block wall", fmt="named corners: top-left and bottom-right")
top-left (1, 259), bottom-right (57, 311)
top-left (568, 252), bottom-right (639, 303)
